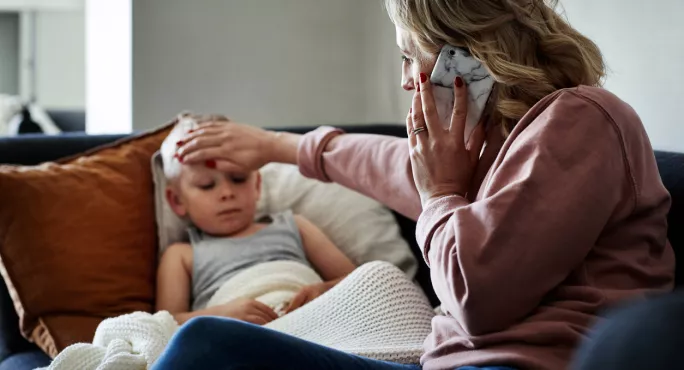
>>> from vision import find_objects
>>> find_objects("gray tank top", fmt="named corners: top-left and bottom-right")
top-left (189, 210), bottom-right (310, 311)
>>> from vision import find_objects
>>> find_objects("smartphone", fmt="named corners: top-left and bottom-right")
top-left (429, 45), bottom-right (494, 142)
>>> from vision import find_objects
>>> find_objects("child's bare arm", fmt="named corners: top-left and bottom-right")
top-left (156, 243), bottom-right (193, 318)
top-left (286, 215), bottom-right (356, 313)
top-left (295, 215), bottom-right (356, 281)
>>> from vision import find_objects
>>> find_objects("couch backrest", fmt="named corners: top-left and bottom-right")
top-left (656, 151), bottom-right (684, 286)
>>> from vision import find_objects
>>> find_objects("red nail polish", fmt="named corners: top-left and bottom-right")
top-left (176, 140), bottom-right (183, 147)
top-left (416, 84), bottom-right (420, 92)
top-left (455, 76), bottom-right (464, 88)
top-left (205, 159), bottom-right (216, 169)
top-left (188, 129), bottom-right (195, 133)
top-left (178, 156), bottom-right (184, 163)
top-left (419, 73), bottom-right (427, 83)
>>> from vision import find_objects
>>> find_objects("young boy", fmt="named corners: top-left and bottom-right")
top-left (156, 116), bottom-right (356, 325)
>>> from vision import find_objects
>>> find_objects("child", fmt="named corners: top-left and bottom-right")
top-left (156, 115), bottom-right (356, 325)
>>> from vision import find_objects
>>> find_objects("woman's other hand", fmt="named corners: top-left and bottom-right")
top-left (407, 73), bottom-right (486, 206)
top-left (176, 120), bottom-right (300, 172)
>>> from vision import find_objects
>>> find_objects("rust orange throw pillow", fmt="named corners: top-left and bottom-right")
top-left (0, 122), bottom-right (175, 357)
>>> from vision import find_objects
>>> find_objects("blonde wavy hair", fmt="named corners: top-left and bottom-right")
top-left (385, 0), bottom-right (605, 134)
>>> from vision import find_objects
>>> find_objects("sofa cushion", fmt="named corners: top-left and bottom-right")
top-left (0, 121), bottom-right (174, 357)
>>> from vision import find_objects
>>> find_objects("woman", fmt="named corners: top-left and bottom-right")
top-left (153, 0), bottom-right (675, 369)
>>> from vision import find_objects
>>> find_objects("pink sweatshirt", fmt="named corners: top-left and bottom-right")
top-left (297, 86), bottom-right (675, 370)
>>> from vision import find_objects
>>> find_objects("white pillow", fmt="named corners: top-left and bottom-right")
top-left (152, 151), bottom-right (191, 253)
top-left (151, 154), bottom-right (417, 279)
top-left (256, 163), bottom-right (417, 278)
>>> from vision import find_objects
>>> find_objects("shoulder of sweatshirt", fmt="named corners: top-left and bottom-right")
top-left (492, 85), bottom-right (661, 212)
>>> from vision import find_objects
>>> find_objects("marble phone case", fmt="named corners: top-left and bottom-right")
top-left (430, 45), bottom-right (494, 142)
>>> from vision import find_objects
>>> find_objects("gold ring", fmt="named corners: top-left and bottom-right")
top-left (412, 127), bottom-right (427, 135)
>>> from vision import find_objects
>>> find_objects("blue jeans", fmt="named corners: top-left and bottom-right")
top-left (152, 317), bottom-right (517, 370)
top-left (572, 292), bottom-right (684, 369)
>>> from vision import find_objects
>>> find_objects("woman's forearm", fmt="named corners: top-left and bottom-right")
top-left (267, 131), bottom-right (302, 165)
top-left (297, 128), bottom-right (422, 221)
top-left (266, 127), bottom-right (421, 220)
top-left (266, 130), bottom-right (343, 167)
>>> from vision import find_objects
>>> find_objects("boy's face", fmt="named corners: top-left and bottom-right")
top-left (166, 165), bottom-right (261, 236)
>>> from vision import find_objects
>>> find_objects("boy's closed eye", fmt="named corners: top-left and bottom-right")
top-left (197, 181), bottom-right (215, 190)
top-left (225, 172), bottom-right (248, 184)
top-left (230, 176), bottom-right (247, 184)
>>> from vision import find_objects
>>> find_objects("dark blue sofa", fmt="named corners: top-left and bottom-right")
top-left (0, 124), bottom-right (681, 369)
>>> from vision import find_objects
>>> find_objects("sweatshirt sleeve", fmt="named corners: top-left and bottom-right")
top-left (416, 94), bottom-right (630, 336)
top-left (297, 126), bottom-right (422, 221)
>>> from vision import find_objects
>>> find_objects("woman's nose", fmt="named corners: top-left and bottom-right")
top-left (402, 62), bottom-right (416, 91)
top-left (402, 76), bottom-right (415, 91)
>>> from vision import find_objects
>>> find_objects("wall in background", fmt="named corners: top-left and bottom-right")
top-left (0, 9), bottom-right (85, 109)
top-left (560, 0), bottom-right (684, 152)
top-left (132, 0), bottom-right (408, 131)
top-left (34, 10), bottom-right (85, 109)
top-left (362, 1), bottom-right (408, 124)
top-left (128, 0), bottom-right (684, 150)
top-left (0, 13), bottom-right (19, 95)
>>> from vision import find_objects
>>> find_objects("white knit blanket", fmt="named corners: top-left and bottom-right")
top-left (265, 261), bottom-right (435, 363)
top-left (37, 261), bottom-right (435, 369)
top-left (37, 311), bottom-right (178, 370)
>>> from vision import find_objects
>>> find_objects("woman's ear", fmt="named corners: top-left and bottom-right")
top-left (165, 186), bottom-right (187, 217)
